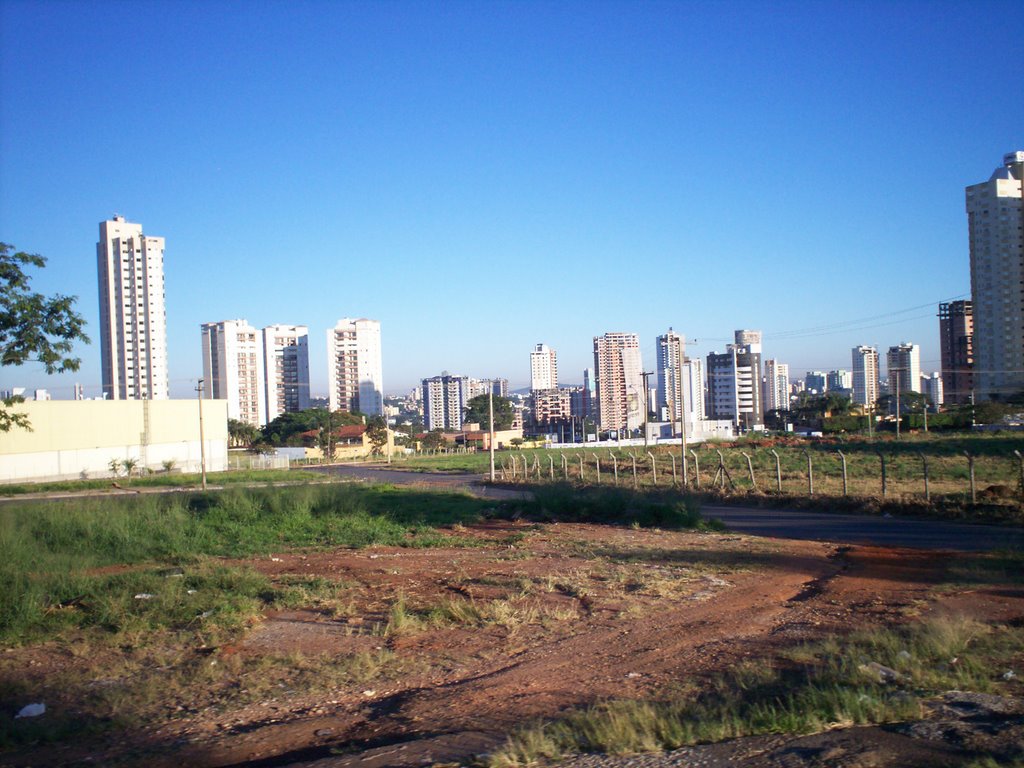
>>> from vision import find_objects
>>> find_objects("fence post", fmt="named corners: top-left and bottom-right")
top-left (920, 452), bottom-right (929, 502)
top-left (648, 451), bottom-right (657, 485)
top-left (561, 454), bottom-right (568, 480)
top-left (690, 449), bottom-right (700, 489)
top-left (741, 451), bottom-right (756, 490)
top-left (837, 450), bottom-right (847, 496)
top-left (612, 454), bottom-right (619, 485)
top-left (1014, 450), bottom-right (1024, 501)
top-left (770, 449), bottom-right (782, 492)
top-left (629, 452), bottom-right (638, 489)
top-left (670, 454), bottom-right (677, 486)
top-left (594, 455), bottom-right (601, 485)
top-left (511, 456), bottom-right (518, 481)
top-left (549, 455), bottom-right (555, 481)
top-left (715, 450), bottom-right (726, 490)
top-left (964, 451), bottom-right (976, 504)
top-left (878, 452), bottom-right (887, 498)
top-left (577, 454), bottom-right (585, 483)
top-left (804, 450), bottom-right (814, 497)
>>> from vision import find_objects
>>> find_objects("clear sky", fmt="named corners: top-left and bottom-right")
top-left (1, 0), bottom-right (1021, 398)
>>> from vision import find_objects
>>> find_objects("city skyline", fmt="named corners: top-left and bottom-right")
top-left (2, 3), bottom-right (1021, 397)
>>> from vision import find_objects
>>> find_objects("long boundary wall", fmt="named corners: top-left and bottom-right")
top-left (0, 400), bottom-right (229, 483)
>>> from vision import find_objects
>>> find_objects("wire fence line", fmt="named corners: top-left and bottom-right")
top-left (493, 446), bottom-right (1024, 505)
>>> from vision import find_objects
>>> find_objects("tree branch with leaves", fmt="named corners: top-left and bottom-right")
top-left (1, 243), bottom-right (89, 431)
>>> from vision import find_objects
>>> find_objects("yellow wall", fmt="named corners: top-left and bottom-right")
top-left (1, 400), bottom-right (228, 454)
top-left (0, 400), bottom-right (229, 482)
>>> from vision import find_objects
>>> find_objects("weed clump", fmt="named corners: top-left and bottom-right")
top-left (488, 614), bottom-right (1024, 766)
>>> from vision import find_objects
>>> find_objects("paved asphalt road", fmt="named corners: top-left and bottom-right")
top-left (308, 464), bottom-right (1024, 552)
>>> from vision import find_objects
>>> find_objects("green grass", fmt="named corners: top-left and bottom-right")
top-left (0, 468), bottom-right (325, 496)
top-left (506, 483), bottom-right (723, 531)
top-left (0, 483), bottom-right (489, 643)
top-left (487, 614), bottom-right (1024, 766)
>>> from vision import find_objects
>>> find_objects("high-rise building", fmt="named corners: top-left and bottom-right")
top-left (827, 370), bottom-right (853, 392)
top-left (921, 372), bottom-right (944, 408)
top-left (530, 344), bottom-right (558, 391)
top-left (706, 330), bottom-right (763, 431)
top-left (593, 332), bottom-right (644, 433)
top-left (938, 300), bottom-right (974, 405)
top-left (466, 378), bottom-right (506, 399)
top-left (201, 319), bottom-right (265, 426)
top-left (96, 215), bottom-right (168, 400)
top-left (763, 359), bottom-right (790, 412)
top-left (804, 371), bottom-right (828, 394)
top-left (851, 346), bottom-right (880, 408)
top-left (967, 151), bottom-right (1024, 400)
top-left (680, 358), bottom-right (705, 428)
top-left (886, 342), bottom-right (921, 394)
top-left (327, 318), bottom-right (383, 416)
top-left (491, 378), bottom-right (509, 398)
top-left (656, 329), bottom-right (685, 421)
top-left (582, 367), bottom-right (595, 418)
top-left (532, 388), bottom-right (571, 425)
top-left (262, 325), bottom-right (310, 423)
top-left (422, 373), bottom-right (470, 431)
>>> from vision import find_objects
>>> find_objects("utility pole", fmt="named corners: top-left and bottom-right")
top-left (897, 370), bottom-right (905, 442)
top-left (196, 379), bottom-right (208, 490)
top-left (679, 362), bottom-right (688, 488)
top-left (640, 371), bottom-right (654, 449)
top-left (488, 383), bottom-right (495, 482)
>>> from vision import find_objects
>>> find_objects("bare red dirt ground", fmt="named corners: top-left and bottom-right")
top-left (3, 520), bottom-right (1022, 767)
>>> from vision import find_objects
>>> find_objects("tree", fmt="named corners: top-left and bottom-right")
top-left (1, 243), bottom-right (89, 431)
top-left (261, 408), bottom-right (363, 447)
top-left (422, 429), bottom-right (447, 451)
top-left (464, 394), bottom-right (514, 430)
top-left (366, 415), bottom-right (389, 456)
top-left (227, 418), bottom-right (260, 448)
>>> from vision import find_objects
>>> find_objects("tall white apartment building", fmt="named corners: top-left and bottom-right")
top-left (201, 319), bottom-right (266, 427)
top-left (967, 151), bottom-right (1024, 400)
top-left (763, 359), bottom-right (790, 412)
top-left (327, 318), bottom-right (383, 416)
top-left (530, 344), bottom-right (558, 391)
top-left (886, 342), bottom-right (921, 394)
top-left (656, 329), bottom-right (685, 420)
top-left (262, 325), bottom-right (310, 423)
top-left (96, 215), bottom-right (168, 400)
top-left (680, 358), bottom-right (705, 429)
top-left (593, 332), bottom-right (644, 433)
top-left (422, 373), bottom-right (470, 431)
top-left (851, 346), bottom-right (880, 408)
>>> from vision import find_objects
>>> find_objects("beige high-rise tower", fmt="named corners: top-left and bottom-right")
top-left (593, 332), bottom-right (644, 433)
top-left (96, 215), bottom-right (168, 400)
top-left (967, 151), bottom-right (1024, 400)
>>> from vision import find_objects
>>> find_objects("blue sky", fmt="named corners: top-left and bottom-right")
top-left (2, 0), bottom-right (1021, 398)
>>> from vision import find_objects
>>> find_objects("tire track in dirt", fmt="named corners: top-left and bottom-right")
top-left (198, 545), bottom-right (844, 767)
